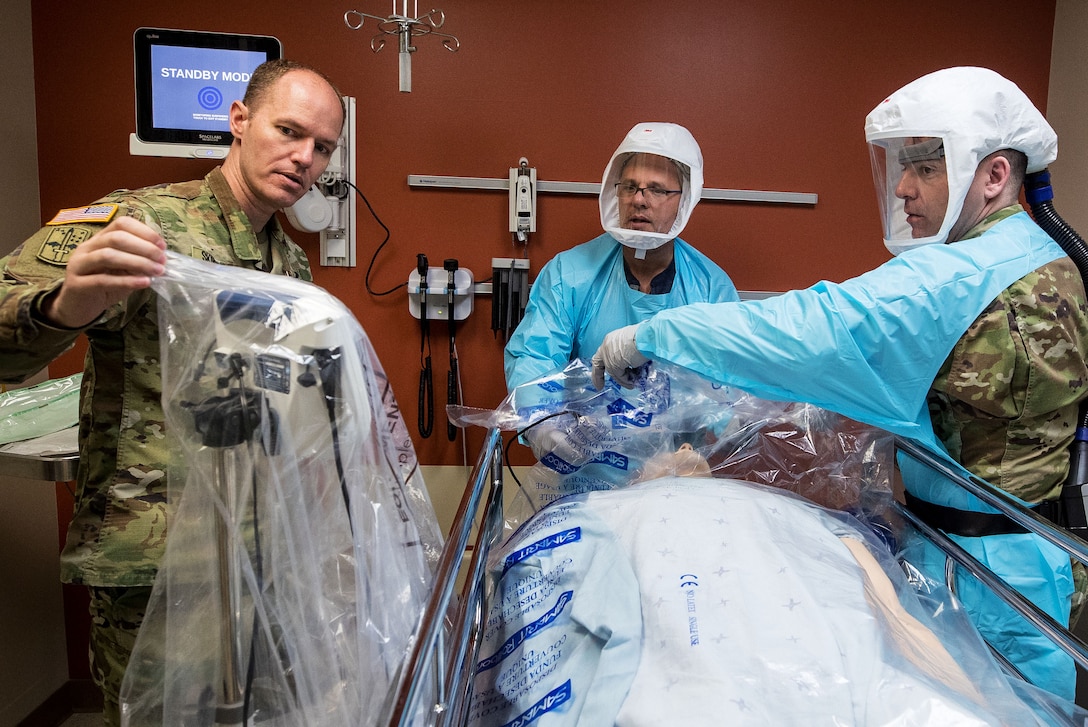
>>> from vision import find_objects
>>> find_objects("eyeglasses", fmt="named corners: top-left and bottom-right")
top-left (615, 183), bottom-right (681, 201)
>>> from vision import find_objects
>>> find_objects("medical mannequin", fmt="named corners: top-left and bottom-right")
top-left (470, 452), bottom-right (1054, 725)
top-left (634, 442), bottom-right (711, 481)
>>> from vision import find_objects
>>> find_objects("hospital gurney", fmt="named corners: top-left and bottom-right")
top-left (389, 362), bottom-right (1088, 725)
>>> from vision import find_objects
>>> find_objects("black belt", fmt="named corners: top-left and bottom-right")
top-left (903, 491), bottom-right (1062, 537)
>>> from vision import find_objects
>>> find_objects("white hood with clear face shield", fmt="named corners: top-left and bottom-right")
top-left (600, 122), bottom-right (704, 253)
top-left (864, 66), bottom-right (1057, 256)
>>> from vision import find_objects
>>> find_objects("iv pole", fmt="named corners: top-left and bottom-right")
top-left (344, 3), bottom-right (459, 93)
top-left (187, 355), bottom-right (271, 726)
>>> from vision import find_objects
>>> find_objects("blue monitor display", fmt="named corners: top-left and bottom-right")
top-left (134, 27), bottom-right (282, 147)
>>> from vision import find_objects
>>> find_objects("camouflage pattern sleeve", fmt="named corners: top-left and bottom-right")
top-left (0, 223), bottom-right (103, 383)
top-left (928, 254), bottom-right (1088, 502)
top-left (0, 197), bottom-right (163, 384)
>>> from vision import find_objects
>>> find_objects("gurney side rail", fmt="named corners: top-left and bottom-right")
top-left (384, 427), bottom-right (505, 727)
top-left (895, 435), bottom-right (1088, 673)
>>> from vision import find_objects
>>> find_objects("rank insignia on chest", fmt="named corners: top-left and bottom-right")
top-left (37, 227), bottom-right (91, 266)
top-left (46, 203), bottom-right (119, 226)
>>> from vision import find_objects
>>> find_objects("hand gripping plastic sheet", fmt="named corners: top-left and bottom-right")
top-left (470, 478), bottom-right (1086, 726)
top-left (120, 252), bottom-right (442, 726)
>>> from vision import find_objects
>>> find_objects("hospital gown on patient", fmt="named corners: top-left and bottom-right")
top-left (469, 477), bottom-right (1060, 726)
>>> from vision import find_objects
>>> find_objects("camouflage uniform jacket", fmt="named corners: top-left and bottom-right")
top-left (928, 204), bottom-right (1088, 504)
top-left (0, 167), bottom-right (313, 586)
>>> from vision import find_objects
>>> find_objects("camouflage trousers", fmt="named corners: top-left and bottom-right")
top-left (88, 585), bottom-right (152, 727)
top-left (1073, 560), bottom-right (1088, 629)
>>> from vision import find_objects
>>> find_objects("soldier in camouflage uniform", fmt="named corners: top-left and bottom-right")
top-left (592, 67), bottom-right (1088, 700)
top-left (0, 59), bottom-right (344, 725)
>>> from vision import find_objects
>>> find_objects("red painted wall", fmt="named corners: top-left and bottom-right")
top-left (31, 1), bottom-right (1056, 468)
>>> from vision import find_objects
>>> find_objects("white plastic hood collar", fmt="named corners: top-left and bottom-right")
top-left (600, 122), bottom-right (704, 251)
top-left (865, 66), bottom-right (1057, 256)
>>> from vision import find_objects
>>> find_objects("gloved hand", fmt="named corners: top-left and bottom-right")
top-left (524, 419), bottom-right (569, 461)
top-left (591, 324), bottom-right (648, 390)
top-left (523, 414), bottom-right (599, 467)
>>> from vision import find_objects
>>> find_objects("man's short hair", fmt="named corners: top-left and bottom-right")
top-left (243, 59), bottom-right (345, 131)
top-left (993, 148), bottom-right (1028, 188)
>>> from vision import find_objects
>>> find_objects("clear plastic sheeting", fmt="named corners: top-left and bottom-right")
top-left (0, 372), bottom-right (81, 445)
top-left (448, 359), bottom-right (897, 538)
top-left (120, 251), bottom-right (442, 727)
top-left (449, 361), bottom-right (1088, 725)
top-left (471, 477), bottom-right (1084, 726)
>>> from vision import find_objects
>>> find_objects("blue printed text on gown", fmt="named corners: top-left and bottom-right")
top-left (478, 591), bottom-right (573, 672)
top-left (502, 680), bottom-right (573, 727)
top-left (503, 528), bottom-right (581, 574)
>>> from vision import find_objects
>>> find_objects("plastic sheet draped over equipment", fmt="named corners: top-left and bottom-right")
top-left (448, 359), bottom-right (898, 536)
top-left (120, 252), bottom-right (442, 727)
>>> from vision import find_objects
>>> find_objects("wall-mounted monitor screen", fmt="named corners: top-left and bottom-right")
top-left (132, 27), bottom-right (281, 158)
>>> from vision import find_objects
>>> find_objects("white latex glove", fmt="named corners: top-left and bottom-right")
top-left (524, 415), bottom-right (599, 466)
top-left (525, 420), bottom-right (568, 461)
top-left (591, 324), bottom-right (648, 390)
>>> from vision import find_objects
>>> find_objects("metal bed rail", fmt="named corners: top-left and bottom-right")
top-left (383, 427), bottom-right (506, 727)
top-left (894, 436), bottom-right (1088, 675)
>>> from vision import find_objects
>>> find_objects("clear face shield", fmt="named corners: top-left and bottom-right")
top-left (868, 136), bottom-right (953, 256)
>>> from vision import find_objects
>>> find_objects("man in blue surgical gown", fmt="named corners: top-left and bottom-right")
top-left (591, 67), bottom-right (1088, 700)
top-left (504, 122), bottom-right (738, 395)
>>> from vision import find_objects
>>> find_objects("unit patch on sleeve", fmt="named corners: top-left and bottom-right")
top-left (37, 227), bottom-right (90, 266)
top-left (46, 203), bottom-right (119, 226)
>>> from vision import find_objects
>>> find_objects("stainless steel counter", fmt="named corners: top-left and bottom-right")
top-left (0, 450), bottom-right (79, 481)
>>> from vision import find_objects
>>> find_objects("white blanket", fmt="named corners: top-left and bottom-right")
top-left (469, 477), bottom-right (1051, 726)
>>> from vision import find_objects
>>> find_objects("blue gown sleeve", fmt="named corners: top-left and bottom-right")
top-left (636, 215), bottom-right (1065, 442)
top-left (506, 237), bottom-right (738, 392)
top-left (504, 254), bottom-right (579, 391)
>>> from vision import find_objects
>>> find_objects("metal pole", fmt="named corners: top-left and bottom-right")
top-left (214, 448), bottom-right (245, 726)
top-left (895, 436), bottom-right (1088, 565)
top-left (384, 428), bottom-right (503, 725)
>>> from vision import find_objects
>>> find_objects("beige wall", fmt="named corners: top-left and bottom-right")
top-left (1, 0), bottom-right (40, 258)
top-left (0, 472), bottom-right (69, 725)
top-left (421, 464), bottom-right (530, 537)
top-left (0, 3), bottom-right (67, 723)
top-left (1048, 0), bottom-right (1088, 234)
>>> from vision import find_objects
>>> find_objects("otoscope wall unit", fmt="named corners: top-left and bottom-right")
top-left (408, 264), bottom-right (474, 320)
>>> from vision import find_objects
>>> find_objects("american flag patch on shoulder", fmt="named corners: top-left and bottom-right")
top-left (46, 203), bottom-right (119, 226)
